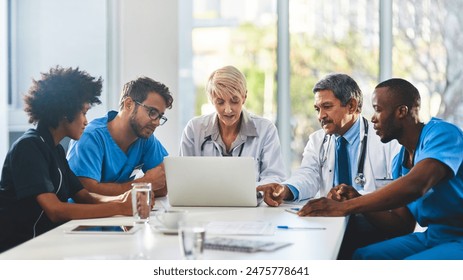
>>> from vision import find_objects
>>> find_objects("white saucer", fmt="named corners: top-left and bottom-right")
top-left (153, 225), bottom-right (178, 235)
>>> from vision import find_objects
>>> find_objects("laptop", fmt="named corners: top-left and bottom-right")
top-left (164, 156), bottom-right (262, 207)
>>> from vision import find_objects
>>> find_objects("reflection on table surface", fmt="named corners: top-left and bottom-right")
top-left (0, 197), bottom-right (347, 260)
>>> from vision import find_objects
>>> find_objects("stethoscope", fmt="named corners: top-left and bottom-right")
top-left (200, 135), bottom-right (245, 157)
top-left (319, 117), bottom-right (369, 186)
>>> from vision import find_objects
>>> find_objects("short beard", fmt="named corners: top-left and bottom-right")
top-left (129, 109), bottom-right (149, 139)
top-left (380, 135), bottom-right (394, 143)
top-left (380, 116), bottom-right (401, 143)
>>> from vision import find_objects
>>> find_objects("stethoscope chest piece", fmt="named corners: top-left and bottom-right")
top-left (354, 173), bottom-right (366, 186)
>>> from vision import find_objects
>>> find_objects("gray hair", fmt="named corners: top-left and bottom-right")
top-left (313, 73), bottom-right (363, 112)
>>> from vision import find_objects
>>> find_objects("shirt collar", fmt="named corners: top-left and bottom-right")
top-left (36, 122), bottom-right (57, 149)
top-left (107, 110), bottom-right (118, 122)
top-left (205, 109), bottom-right (258, 141)
top-left (337, 116), bottom-right (361, 145)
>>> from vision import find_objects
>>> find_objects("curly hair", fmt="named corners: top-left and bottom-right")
top-left (119, 77), bottom-right (173, 110)
top-left (24, 66), bottom-right (102, 128)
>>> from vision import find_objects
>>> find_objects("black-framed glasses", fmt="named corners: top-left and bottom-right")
top-left (134, 100), bottom-right (168, 125)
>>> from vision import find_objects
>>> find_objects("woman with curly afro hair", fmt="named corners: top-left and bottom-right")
top-left (0, 66), bottom-right (136, 252)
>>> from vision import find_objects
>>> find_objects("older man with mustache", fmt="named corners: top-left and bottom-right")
top-left (257, 73), bottom-right (400, 259)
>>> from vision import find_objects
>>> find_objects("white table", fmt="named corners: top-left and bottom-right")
top-left (0, 198), bottom-right (347, 260)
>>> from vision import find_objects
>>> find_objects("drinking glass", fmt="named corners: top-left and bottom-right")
top-left (178, 220), bottom-right (206, 260)
top-left (131, 182), bottom-right (152, 223)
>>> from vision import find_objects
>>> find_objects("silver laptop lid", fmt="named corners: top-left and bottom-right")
top-left (164, 156), bottom-right (258, 207)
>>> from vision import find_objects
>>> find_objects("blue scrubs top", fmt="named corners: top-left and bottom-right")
top-left (392, 117), bottom-right (463, 244)
top-left (67, 111), bottom-right (168, 183)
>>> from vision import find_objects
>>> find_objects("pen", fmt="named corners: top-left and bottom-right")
top-left (284, 207), bottom-right (301, 214)
top-left (277, 225), bottom-right (326, 230)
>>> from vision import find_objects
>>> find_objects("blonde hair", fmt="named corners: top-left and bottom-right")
top-left (206, 65), bottom-right (247, 101)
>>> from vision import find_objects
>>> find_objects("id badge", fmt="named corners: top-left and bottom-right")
top-left (130, 164), bottom-right (144, 180)
top-left (375, 178), bottom-right (394, 189)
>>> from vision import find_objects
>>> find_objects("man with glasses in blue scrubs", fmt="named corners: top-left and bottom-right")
top-left (67, 77), bottom-right (173, 197)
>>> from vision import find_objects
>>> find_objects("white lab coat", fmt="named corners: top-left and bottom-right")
top-left (285, 116), bottom-right (401, 201)
top-left (179, 110), bottom-right (287, 186)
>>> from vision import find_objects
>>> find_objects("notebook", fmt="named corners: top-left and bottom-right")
top-left (204, 237), bottom-right (292, 253)
top-left (164, 156), bottom-right (261, 207)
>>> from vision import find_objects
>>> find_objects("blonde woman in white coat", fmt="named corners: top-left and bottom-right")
top-left (179, 65), bottom-right (286, 186)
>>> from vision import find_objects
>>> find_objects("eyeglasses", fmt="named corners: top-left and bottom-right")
top-left (133, 100), bottom-right (168, 125)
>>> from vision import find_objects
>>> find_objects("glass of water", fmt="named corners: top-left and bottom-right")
top-left (178, 220), bottom-right (206, 260)
top-left (131, 182), bottom-right (152, 223)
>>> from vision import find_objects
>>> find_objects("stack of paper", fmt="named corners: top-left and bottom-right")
top-left (205, 221), bottom-right (274, 235)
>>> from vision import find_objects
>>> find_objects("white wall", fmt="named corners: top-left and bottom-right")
top-left (8, 0), bottom-right (108, 124)
top-left (116, 0), bottom-right (180, 154)
top-left (5, 0), bottom-right (180, 155)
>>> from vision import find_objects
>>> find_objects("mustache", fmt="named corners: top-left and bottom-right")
top-left (320, 119), bottom-right (332, 127)
top-left (147, 125), bottom-right (156, 130)
top-left (144, 124), bottom-right (157, 131)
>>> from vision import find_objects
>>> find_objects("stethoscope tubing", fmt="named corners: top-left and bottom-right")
top-left (200, 135), bottom-right (245, 157)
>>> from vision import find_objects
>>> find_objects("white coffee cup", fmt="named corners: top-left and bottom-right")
top-left (156, 210), bottom-right (187, 230)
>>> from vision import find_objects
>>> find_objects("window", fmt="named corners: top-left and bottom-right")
top-left (7, 0), bottom-right (108, 128)
top-left (190, 0), bottom-right (380, 168)
top-left (392, 0), bottom-right (463, 125)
